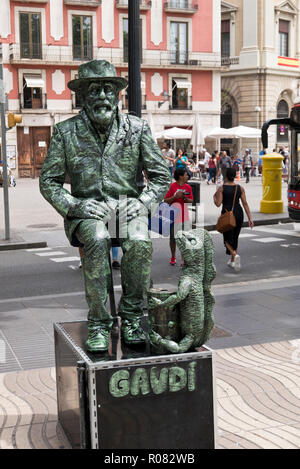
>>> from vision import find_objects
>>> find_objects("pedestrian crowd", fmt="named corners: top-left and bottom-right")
top-left (158, 141), bottom-right (293, 273)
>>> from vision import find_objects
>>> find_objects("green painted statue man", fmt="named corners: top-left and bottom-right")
top-left (40, 60), bottom-right (171, 352)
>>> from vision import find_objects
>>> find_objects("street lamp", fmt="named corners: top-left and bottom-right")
top-left (255, 106), bottom-right (261, 154)
top-left (158, 90), bottom-right (169, 108)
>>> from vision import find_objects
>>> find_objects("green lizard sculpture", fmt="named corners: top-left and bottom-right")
top-left (149, 228), bottom-right (216, 353)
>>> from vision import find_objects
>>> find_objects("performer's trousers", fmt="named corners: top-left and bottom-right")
top-left (75, 215), bottom-right (152, 331)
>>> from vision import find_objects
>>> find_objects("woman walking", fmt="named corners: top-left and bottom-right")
top-left (207, 152), bottom-right (217, 184)
top-left (213, 168), bottom-right (254, 271)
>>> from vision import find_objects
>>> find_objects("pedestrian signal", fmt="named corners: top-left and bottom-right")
top-left (7, 113), bottom-right (22, 128)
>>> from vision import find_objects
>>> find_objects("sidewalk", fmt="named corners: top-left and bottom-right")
top-left (1, 339), bottom-right (299, 449)
top-left (1, 176), bottom-right (300, 449)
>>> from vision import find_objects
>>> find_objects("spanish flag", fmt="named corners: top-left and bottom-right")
top-left (278, 56), bottom-right (299, 68)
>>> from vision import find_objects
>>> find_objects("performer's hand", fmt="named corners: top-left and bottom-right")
top-left (68, 200), bottom-right (111, 221)
top-left (119, 198), bottom-right (148, 222)
top-left (148, 297), bottom-right (162, 309)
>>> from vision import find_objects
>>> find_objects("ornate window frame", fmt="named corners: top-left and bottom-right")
top-left (221, 1), bottom-right (237, 59)
top-left (275, 1), bottom-right (297, 58)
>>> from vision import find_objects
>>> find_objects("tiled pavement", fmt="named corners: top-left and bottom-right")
top-left (0, 340), bottom-right (299, 449)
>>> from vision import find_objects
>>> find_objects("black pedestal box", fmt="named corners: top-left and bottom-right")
top-left (54, 320), bottom-right (217, 449)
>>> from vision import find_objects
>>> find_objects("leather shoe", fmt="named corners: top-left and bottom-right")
top-left (85, 328), bottom-right (109, 352)
top-left (121, 319), bottom-right (146, 345)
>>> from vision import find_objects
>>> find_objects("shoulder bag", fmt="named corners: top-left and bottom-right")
top-left (216, 185), bottom-right (238, 233)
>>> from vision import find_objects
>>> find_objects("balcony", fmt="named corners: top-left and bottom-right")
top-left (122, 95), bottom-right (147, 111)
top-left (19, 93), bottom-right (47, 111)
top-left (170, 95), bottom-right (193, 111)
top-left (164, 1), bottom-right (198, 13)
top-left (9, 43), bottom-right (97, 65)
top-left (221, 56), bottom-right (240, 66)
top-left (115, 0), bottom-right (152, 10)
top-left (12, 0), bottom-right (48, 2)
top-left (64, 0), bottom-right (101, 6)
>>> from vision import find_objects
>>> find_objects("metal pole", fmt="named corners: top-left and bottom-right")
top-left (128, 0), bottom-right (144, 193)
top-left (128, 0), bottom-right (142, 118)
top-left (0, 63), bottom-right (10, 240)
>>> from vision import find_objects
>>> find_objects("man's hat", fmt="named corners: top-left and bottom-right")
top-left (67, 60), bottom-right (128, 92)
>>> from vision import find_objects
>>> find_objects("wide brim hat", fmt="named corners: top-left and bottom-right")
top-left (67, 60), bottom-right (128, 92)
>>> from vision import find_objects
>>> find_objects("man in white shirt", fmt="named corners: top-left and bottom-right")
top-left (162, 142), bottom-right (176, 177)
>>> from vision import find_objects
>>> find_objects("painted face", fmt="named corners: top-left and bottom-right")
top-left (82, 81), bottom-right (119, 129)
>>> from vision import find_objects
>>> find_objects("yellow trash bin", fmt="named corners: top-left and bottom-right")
top-left (260, 153), bottom-right (284, 213)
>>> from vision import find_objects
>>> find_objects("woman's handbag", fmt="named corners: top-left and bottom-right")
top-left (216, 185), bottom-right (238, 233)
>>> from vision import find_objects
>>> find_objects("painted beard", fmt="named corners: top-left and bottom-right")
top-left (85, 101), bottom-right (117, 131)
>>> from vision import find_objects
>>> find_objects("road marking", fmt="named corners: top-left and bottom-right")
top-left (252, 237), bottom-right (286, 243)
top-left (239, 233), bottom-right (258, 238)
top-left (26, 247), bottom-right (52, 252)
top-left (35, 251), bottom-right (66, 257)
top-left (252, 226), bottom-right (300, 238)
top-left (51, 257), bottom-right (80, 263)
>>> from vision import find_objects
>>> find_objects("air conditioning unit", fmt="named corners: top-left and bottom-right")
top-left (189, 59), bottom-right (198, 65)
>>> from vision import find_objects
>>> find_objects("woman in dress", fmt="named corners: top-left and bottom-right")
top-left (213, 168), bottom-right (254, 271)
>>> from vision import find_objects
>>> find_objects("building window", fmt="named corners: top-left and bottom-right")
top-left (170, 22), bottom-right (188, 64)
top-left (221, 19), bottom-right (230, 57)
top-left (123, 18), bottom-right (143, 63)
top-left (278, 20), bottom-right (289, 57)
top-left (72, 15), bottom-right (93, 61)
top-left (171, 78), bottom-right (191, 109)
top-left (22, 77), bottom-right (43, 109)
top-left (277, 99), bottom-right (289, 142)
top-left (20, 12), bottom-right (42, 59)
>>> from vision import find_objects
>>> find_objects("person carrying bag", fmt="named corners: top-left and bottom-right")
top-left (216, 185), bottom-right (237, 233)
top-left (213, 168), bottom-right (254, 272)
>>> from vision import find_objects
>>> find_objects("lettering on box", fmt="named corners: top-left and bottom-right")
top-left (108, 361), bottom-right (197, 398)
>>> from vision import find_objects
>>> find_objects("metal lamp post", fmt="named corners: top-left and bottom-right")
top-left (128, 0), bottom-right (144, 192)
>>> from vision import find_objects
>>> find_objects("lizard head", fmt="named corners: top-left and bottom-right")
top-left (175, 229), bottom-right (205, 266)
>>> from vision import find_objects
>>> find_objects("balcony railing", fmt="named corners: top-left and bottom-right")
top-left (19, 42), bottom-right (42, 60)
top-left (12, 0), bottom-right (48, 2)
top-left (170, 95), bottom-right (193, 111)
top-left (19, 93), bottom-right (47, 110)
top-left (116, 0), bottom-right (152, 9)
top-left (164, 1), bottom-right (198, 13)
top-left (122, 95), bottom-right (147, 110)
top-left (9, 44), bottom-right (221, 69)
top-left (64, 0), bottom-right (101, 6)
top-left (221, 56), bottom-right (240, 66)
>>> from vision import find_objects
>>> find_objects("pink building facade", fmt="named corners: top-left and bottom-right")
top-left (0, 0), bottom-right (221, 177)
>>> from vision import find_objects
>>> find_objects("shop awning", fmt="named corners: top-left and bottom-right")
top-left (173, 78), bottom-right (191, 91)
top-left (24, 76), bottom-right (45, 89)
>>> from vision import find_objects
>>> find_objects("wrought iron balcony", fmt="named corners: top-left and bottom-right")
top-left (169, 95), bottom-right (193, 111)
top-left (116, 0), bottom-right (152, 10)
top-left (17, 43), bottom-right (42, 60)
top-left (164, 1), bottom-right (198, 13)
top-left (64, 0), bottom-right (101, 6)
top-left (221, 56), bottom-right (240, 66)
top-left (19, 93), bottom-right (47, 110)
top-left (12, 0), bottom-right (48, 2)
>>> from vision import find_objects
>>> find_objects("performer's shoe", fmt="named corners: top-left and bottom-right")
top-left (85, 327), bottom-right (109, 352)
top-left (121, 319), bottom-right (147, 345)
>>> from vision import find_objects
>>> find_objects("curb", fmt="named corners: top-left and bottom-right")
top-left (0, 241), bottom-right (47, 252)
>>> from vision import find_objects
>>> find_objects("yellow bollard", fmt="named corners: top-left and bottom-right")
top-left (260, 153), bottom-right (284, 213)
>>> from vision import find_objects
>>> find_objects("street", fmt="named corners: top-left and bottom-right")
top-left (1, 222), bottom-right (300, 299)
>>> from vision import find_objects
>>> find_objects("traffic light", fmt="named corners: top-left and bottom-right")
top-left (7, 113), bottom-right (22, 128)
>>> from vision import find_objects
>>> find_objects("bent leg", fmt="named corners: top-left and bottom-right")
top-left (75, 219), bottom-right (112, 330)
top-left (118, 215), bottom-right (152, 321)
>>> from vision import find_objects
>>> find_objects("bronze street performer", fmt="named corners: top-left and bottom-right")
top-left (40, 60), bottom-right (171, 352)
